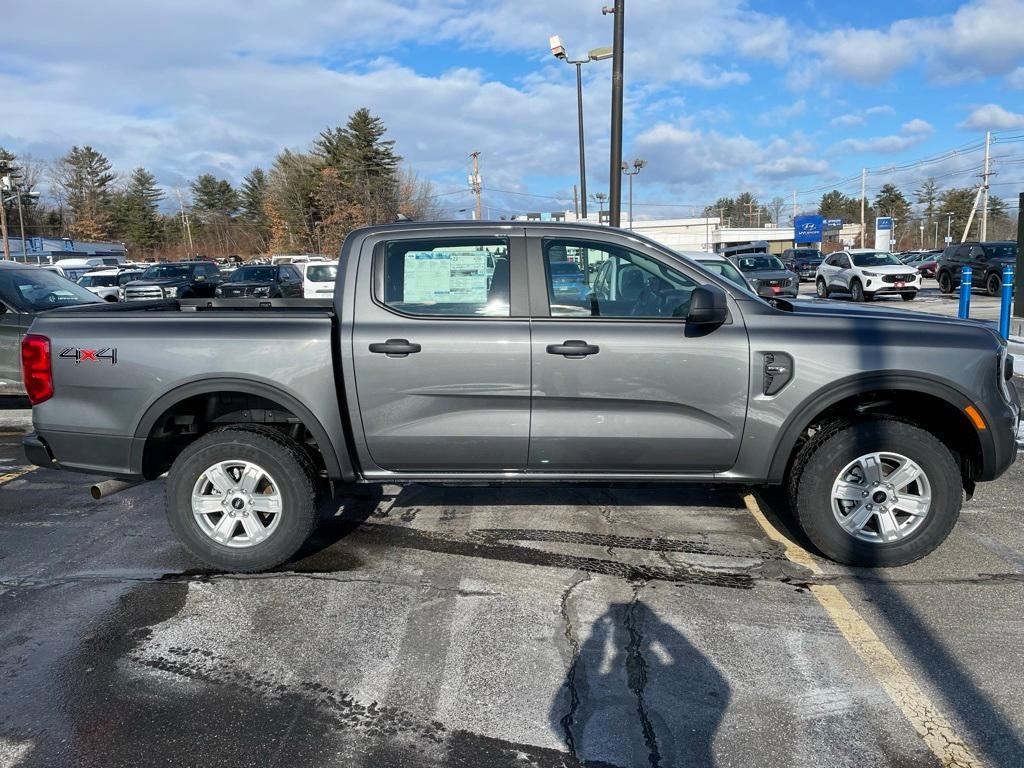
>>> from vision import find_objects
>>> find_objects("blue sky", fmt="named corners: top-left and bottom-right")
top-left (2, 0), bottom-right (1023, 220)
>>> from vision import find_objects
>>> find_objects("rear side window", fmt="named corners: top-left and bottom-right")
top-left (379, 237), bottom-right (510, 317)
top-left (306, 264), bottom-right (337, 283)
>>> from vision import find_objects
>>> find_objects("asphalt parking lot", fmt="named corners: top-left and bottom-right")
top-left (1, 293), bottom-right (1023, 768)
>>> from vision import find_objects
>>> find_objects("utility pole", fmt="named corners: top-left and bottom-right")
top-left (175, 189), bottom-right (194, 258)
top-left (961, 185), bottom-right (985, 243)
top-left (0, 178), bottom-right (9, 261)
top-left (792, 190), bottom-right (797, 223)
top-left (572, 184), bottom-right (579, 221)
top-left (469, 151), bottom-right (482, 221)
top-left (859, 168), bottom-right (867, 248)
top-left (604, 0), bottom-right (625, 227)
top-left (980, 130), bottom-right (992, 241)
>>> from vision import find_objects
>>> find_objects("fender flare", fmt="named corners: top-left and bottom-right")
top-left (766, 371), bottom-right (992, 482)
top-left (130, 377), bottom-right (350, 480)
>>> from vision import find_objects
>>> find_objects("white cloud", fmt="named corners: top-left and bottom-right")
top-left (759, 100), bottom-right (807, 125)
top-left (829, 105), bottom-right (894, 128)
top-left (754, 157), bottom-right (829, 180)
top-left (901, 118), bottom-right (934, 135)
top-left (832, 134), bottom-right (929, 155)
top-left (959, 104), bottom-right (1024, 130)
top-left (1005, 67), bottom-right (1024, 88)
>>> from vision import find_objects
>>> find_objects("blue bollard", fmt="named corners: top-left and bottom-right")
top-left (999, 264), bottom-right (1014, 339)
top-left (958, 265), bottom-right (972, 319)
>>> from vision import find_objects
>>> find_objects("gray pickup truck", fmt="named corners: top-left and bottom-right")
top-left (20, 222), bottom-right (1019, 571)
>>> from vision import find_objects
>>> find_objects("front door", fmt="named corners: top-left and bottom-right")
top-left (351, 231), bottom-right (531, 473)
top-left (0, 305), bottom-right (25, 395)
top-left (528, 234), bottom-right (750, 473)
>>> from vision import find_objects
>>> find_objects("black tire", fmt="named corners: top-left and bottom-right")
top-left (816, 278), bottom-right (830, 298)
top-left (986, 272), bottom-right (1001, 297)
top-left (165, 425), bottom-right (320, 572)
top-left (790, 419), bottom-right (962, 567)
top-left (938, 271), bottom-right (953, 294)
top-left (901, 292), bottom-right (916, 301)
top-left (104, 295), bottom-right (117, 302)
top-left (850, 280), bottom-right (868, 302)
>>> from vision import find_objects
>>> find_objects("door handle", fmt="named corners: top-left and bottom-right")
top-left (547, 340), bottom-right (600, 358)
top-left (369, 339), bottom-right (421, 357)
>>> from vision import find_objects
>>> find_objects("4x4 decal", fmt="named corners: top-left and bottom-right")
top-left (59, 347), bottom-right (118, 365)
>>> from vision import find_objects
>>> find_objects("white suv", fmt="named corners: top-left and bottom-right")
top-left (76, 267), bottom-right (145, 302)
top-left (815, 249), bottom-right (920, 302)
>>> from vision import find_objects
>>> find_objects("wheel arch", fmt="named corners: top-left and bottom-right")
top-left (131, 377), bottom-right (349, 481)
top-left (768, 372), bottom-right (992, 485)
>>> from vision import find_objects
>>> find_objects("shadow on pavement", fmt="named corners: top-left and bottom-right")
top-left (551, 599), bottom-right (729, 768)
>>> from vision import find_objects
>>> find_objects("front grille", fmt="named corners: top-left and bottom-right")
top-left (882, 274), bottom-right (915, 283)
top-left (125, 287), bottom-right (164, 301)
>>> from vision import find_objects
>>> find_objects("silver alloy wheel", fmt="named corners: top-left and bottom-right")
top-left (191, 460), bottom-right (283, 548)
top-left (831, 451), bottom-right (932, 544)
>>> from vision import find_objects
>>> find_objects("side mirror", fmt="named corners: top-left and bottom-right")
top-left (687, 284), bottom-right (728, 326)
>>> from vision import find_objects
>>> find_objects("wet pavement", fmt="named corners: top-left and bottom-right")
top-left (1, 391), bottom-right (1023, 768)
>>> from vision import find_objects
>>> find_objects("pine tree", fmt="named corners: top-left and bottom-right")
top-left (190, 174), bottom-right (239, 218)
top-left (240, 168), bottom-right (271, 250)
top-left (52, 146), bottom-right (116, 240)
top-left (938, 187), bottom-right (978, 241)
top-left (873, 183), bottom-right (911, 223)
top-left (914, 178), bottom-right (939, 224)
top-left (115, 167), bottom-right (164, 251)
top-left (818, 190), bottom-right (862, 222)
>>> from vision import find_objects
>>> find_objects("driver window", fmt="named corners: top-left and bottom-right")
top-left (543, 239), bottom-right (697, 319)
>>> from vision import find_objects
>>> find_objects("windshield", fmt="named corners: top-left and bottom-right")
top-left (851, 252), bottom-right (903, 267)
top-left (736, 256), bottom-right (785, 272)
top-left (0, 268), bottom-right (102, 312)
top-left (306, 264), bottom-right (337, 283)
top-left (228, 266), bottom-right (277, 282)
top-left (698, 259), bottom-right (748, 289)
top-left (78, 274), bottom-right (118, 287)
top-left (793, 250), bottom-right (822, 262)
top-left (142, 264), bottom-right (192, 280)
top-left (984, 244), bottom-right (1017, 260)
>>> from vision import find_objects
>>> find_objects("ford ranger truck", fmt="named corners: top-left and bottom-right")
top-left (20, 222), bottom-right (1019, 571)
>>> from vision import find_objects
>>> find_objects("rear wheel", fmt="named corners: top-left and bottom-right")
top-left (790, 419), bottom-right (961, 566)
top-left (165, 425), bottom-right (319, 571)
top-left (816, 278), bottom-right (830, 298)
top-left (938, 271), bottom-right (953, 294)
top-left (986, 272), bottom-right (1001, 297)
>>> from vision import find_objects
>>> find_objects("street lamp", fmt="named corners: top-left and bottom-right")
top-left (621, 158), bottom-right (645, 230)
top-left (550, 36), bottom-right (612, 222)
top-left (590, 191), bottom-right (607, 215)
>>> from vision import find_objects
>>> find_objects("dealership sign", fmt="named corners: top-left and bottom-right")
top-left (794, 214), bottom-right (823, 244)
top-left (874, 217), bottom-right (893, 252)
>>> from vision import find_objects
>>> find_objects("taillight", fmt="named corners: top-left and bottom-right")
top-left (21, 334), bottom-right (53, 405)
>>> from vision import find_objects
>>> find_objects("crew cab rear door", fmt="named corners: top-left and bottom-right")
top-left (525, 230), bottom-right (750, 473)
top-left (350, 228), bottom-right (531, 473)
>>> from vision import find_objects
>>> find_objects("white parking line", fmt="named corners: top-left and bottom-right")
top-left (743, 492), bottom-right (984, 768)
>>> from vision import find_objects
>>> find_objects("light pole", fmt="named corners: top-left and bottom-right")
top-left (933, 221), bottom-right (939, 249)
top-left (919, 224), bottom-right (924, 250)
top-left (550, 37), bottom-right (612, 222)
top-left (0, 177), bottom-right (36, 260)
top-left (590, 192), bottom-right (607, 216)
top-left (621, 158), bottom-right (645, 230)
top-left (604, 0), bottom-right (625, 227)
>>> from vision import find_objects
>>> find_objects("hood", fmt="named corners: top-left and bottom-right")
top-left (781, 297), bottom-right (980, 325)
top-left (221, 280), bottom-right (276, 290)
top-left (127, 277), bottom-right (189, 288)
top-left (745, 269), bottom-right (795, 281)
top-left (856, 264), bottom-right (916, 275)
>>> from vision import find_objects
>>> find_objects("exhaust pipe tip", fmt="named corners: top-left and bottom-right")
top-left (90, 478), bottom-right (144, 500)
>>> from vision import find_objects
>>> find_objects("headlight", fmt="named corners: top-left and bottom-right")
top-left (214, 287), bottom-right (223, 297)
top-left (862, 270), bottom-right (879, 277)
top-left (253, 286), bottom-right (271, 297)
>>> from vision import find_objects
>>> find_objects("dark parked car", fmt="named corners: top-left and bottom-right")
top-left (732, 254), bottom-right (799, 298)
top-left (22, 222), bottom-right (1019, 572)
top-left (936, 241), bottom-right (1018, 296)
top-left (0, 262), bottom-right (100, 395)
top-left (124, 261), bottom-right (223, 301)
top-left (780, 248), bottom-right (824, 281)
top-left (215, 264), bottom-right (304, 299)
top-left (548, 260), bottom-right (589, 301)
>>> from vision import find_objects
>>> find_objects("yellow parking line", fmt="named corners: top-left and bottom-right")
top-left (743, 492), bottom-right (983, 768)
top-left (0, 467), bottom-right (36, 487)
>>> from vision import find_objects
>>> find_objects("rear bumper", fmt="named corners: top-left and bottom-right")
top-left (23, 429), bottom-right (141, 479)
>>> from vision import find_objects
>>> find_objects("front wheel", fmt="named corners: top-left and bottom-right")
top-left (901, 292), bottom-right (917, 301)
top-left (816, 278), bottom-right (830, 298)
top-left (790, 419), bottom-right (962, 566)
top-left (165, 425), bottom-right (320, 571)
top-left (850, 280), bottom-right (867, 302)
top-left (938, 271), bottom-right (953, 294)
